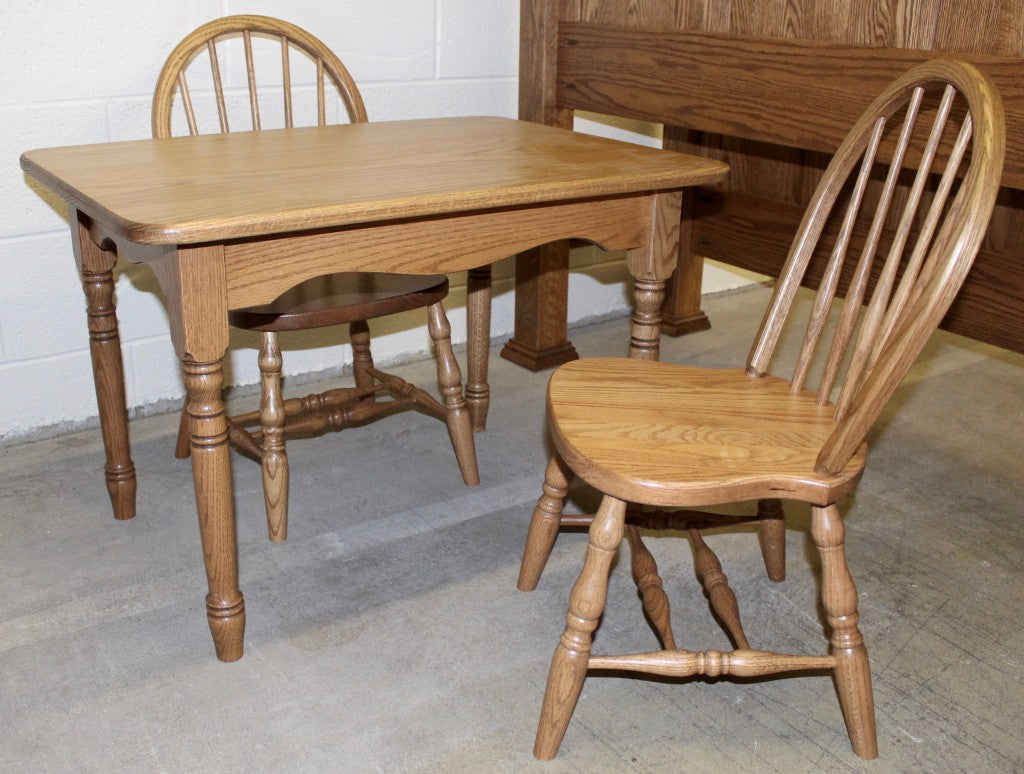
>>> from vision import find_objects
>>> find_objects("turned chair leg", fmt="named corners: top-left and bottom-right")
top-left (757, 498), bottom-right (786, 581)
top-left (465, 265), bottom-right (491, 431)
top-left (174, 398), bottom-right (191, 459)
top-left (811, 504), bottom-right (878, 759)
top-left (350, 319), bottom-right (374, 403)
top-left (534, 495), bottom-right (627, 760)
top-left (626, 524), bottom-right (676, 649)
top-left (517, 454), bottom-right (572, 591)
top-left (426, 302), bottom-right (479, 486)
top-left (259, 332), bottom-right (289, 543)
top-left (689, 527), bottom-right (750, 650)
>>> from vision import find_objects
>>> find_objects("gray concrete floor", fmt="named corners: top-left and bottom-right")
top-left (1, 285), bottom-right (1022, 772)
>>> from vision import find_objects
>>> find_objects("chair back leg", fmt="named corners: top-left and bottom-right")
top-left (518, 454), bottom-right (573, 591)
top-left (426, 302), bottom-right (479, 486)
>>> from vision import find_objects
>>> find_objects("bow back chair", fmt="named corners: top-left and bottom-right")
top-left (519, 59), bottom-right (1004, 760)
top-left (153, 16), bottom-right (479, 543)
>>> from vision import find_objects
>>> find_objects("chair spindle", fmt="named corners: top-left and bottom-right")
top-left (317, 58), bottom-right (326, 126)
top-left (280, 35), bottom-right (293, 128)
top-left (243, 30), bottom-right (261, 130)
top-left (177, 72), bottom-right (199, 136)
top-left (814, 90), bottom-right (923, 407)
top-left (833, 89), bottom-right (962, 417)
top-left (874, 112), bottom-right (974, 359)
top-left (792, 116), bottom-right (886, 394)
top-left (206, 40), bottom-right (229, 133)
top-left (830, 90), bottom-right (929, 412)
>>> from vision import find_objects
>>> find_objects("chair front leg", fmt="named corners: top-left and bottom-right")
top-left (518, 454), bottom-right (572, 591)
top-left (812, 503), bottom-right (878, 759)
top-left (534, 495), bottom-right (627, 760)
top-left (259, 331), bottom-right (289, 543)
top-left (426, 302), bottom-right (479, 486)
top-left (757, 498), bottom-right (786, 581)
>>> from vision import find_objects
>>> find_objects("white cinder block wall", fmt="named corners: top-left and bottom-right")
top-left (1, 0), bottom-right (753, 443)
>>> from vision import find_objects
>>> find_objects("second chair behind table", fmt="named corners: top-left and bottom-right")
top-left (153, 15), bottom-right (480, 542)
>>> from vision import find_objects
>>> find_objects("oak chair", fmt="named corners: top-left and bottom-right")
top-left (153, 16), bottom-right (479, 542)
top-left (517, 59), bottom-right (1004, 759)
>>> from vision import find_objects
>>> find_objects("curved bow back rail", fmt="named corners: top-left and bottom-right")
top-left (152, 14), bottom-right (366, 138)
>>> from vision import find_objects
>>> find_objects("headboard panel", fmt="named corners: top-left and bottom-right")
top-left (504, 0), bottom-right (1024, 367)
top-left (557, 23), bottom-right (1024, 188)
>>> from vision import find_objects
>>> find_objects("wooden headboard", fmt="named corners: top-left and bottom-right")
top-left (502, 0), bottom-right (1024, 371)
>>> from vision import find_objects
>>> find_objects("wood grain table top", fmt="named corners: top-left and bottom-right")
top-left (21, 116), bottom-right (729, 245)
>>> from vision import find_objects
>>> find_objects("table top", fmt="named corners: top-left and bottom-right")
top-left (21, 116), bottom-right (728, 246)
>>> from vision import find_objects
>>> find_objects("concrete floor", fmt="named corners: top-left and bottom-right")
top-left (1, 285), bottom-right (1022, 772)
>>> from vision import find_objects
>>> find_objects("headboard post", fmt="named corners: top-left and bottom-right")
top-left (660, 129), bottom-right (708, 335)
top-left (500, 0), bottom-right (582, 371)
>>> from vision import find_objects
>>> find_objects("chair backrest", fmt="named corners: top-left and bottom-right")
top-left (743, 59), bottom-right (1004, 474)
top-left (152, 15), bottom-right (366, 139)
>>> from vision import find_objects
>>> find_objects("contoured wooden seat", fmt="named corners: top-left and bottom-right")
top-left (154, 16), bottom-right (479, 543)
top-left (548, 361), bottom-right (867, 507)
top-left (518, 59), bottom-right (1005, 760)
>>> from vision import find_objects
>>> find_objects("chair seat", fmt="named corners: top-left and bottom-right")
top-left (547, 358), bottom-right (867, 507)
top-left (228, 272), bottom-right (449, 332)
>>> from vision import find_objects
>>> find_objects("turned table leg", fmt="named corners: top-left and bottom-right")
top-left (183, 357), bottom-right (245, 662)
top-left (155, 242), bottom-right (245, 661)
top-left (501, 242), bottom-right (579, 371)
top-left (626, 191), bottom-right (682, 362)
top-left (72, 213), bottom-right (136, 520)
top-left (629, 276), bottom-right (667, 361)
top-left (428, 302), bottom-right (479, 486)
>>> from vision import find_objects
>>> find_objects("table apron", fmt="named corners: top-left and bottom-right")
top-left (222, 194), bottom-right (657, 310)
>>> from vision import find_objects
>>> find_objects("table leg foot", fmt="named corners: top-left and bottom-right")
top-left (660, 310), bottom-right (710, 336)
top-left (499, 338), bottom-right (578, 372)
